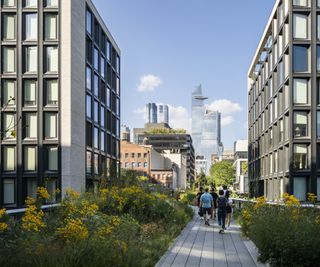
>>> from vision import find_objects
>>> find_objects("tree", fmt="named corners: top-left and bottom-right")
top-left (208, 160), bottom-right (235, 188)
top-left (195, 171), bottom-right (208, 188)
top-left (241, 162), bottom-right (248, 175)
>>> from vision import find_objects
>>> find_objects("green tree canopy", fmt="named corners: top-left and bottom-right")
top-left (208, 160), bottom-right (235, 188)
top-left (241, 162), bottom-right (248, 175)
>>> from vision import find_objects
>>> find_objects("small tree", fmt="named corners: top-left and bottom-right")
top-left (208, 160), bottom-right (235, 188)
top-left (195, 171), bottom-right (208, 188)
top-left (241, 162), bottom-right (248, 175)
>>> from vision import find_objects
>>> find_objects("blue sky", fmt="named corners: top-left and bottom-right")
top-left (93, 0), bottom-right (275, 149)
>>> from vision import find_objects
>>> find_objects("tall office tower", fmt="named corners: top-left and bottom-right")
top-left (191, 85), bottom-right (208, 154)
top-left (146, 103), bottom-right (158, 123)
top-left (0, 0), bottom-right (121, 209)
top-left (158, 104), bottom-right (169, 124)
top-left (248, 0), bottom-right (320, 201)
top-left (121, 124), bottom-right (130, 142)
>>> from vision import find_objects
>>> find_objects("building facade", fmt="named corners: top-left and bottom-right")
top-left (146, 103), bottom-right (157, 124)
top-left (248, 0), bottom-right (320, 200)
top-left (233, 140), bottom-right (249, 194)
top-left (0, 0), bottom-right (120, 208)
top-left (158, 104), bottom-right (169, 124)
top-left (121, 124), bottom-right (130, 142)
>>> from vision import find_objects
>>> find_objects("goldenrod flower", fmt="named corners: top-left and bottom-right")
top-left (57, 218), bottom-right (88, 242)
top-left (0, 222), bottom-right (8, 231)
top-left (283, 193), bottom-right (300, 206)
top-left (254, 196), bottom-right (266, 210)
top-left (21, 201), bottom-right (46, 232)
top-left (307, 193), bottom-right (317, 203)
top-left (37, 187), bottom-right (50, 200)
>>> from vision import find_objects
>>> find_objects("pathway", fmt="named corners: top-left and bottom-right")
top-left (156, 210), bottom-right (267, 267)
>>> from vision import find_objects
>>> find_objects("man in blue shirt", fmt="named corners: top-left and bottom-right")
top-left (200, 188), bottom-right (213, 226)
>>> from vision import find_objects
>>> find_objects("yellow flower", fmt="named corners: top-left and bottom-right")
top-left (307, 193), bottom-right (317, 203)
top-left (242, 209), bottom-right (251, 221)
top-left (254, 196), bottom-right (266, 210)
top-left (37, 187), bottom-right (50, 200)
top-left (0, 208), bottom-right (6, 218)
top-left (0, 222), bottom-right (8, 231)
top-left (57, 218), bottom-right (88, 242)
top-left (65, 188), bottom-right (80, 199)
top-left (21, 202), bottom-right (46, 232)
top-left (315, 216), bottom-right (320, 225)
top-left (283, 193), bottom-right (300, 206)
top-left (79, 200), bottom-right (99, 216)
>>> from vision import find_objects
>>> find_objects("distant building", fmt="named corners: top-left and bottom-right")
top-left (146, 103), bottom-right (158, 124)
top-left (233, 140), bottom-right (248, 194)
top-left (195, 155), bottom-right (207, 175)
top-left (121, 124), bottom-right (130, 142)
top-left (133, 123), bottom-right (171, 144)
top-left (221, 149), bottom-right (234, 162)
top-left (158, 104), bottom-right (169, 124)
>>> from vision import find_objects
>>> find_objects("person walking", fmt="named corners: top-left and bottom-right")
top-left (225, 198), bottom-right (233, 229)
top-left (196, 187), bottom-right (204, 219)
top-left (217, 189), bottom-right (227, 233)
top-left (222, 185), bottom-right (230, 199)
top-left (200, 188), bottom-right (213, 226)
top-left (210, 187), bottom-right (218, 220)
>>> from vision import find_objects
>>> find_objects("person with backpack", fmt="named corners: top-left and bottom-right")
top-left (217, 189), bottom-right (227, 233)
top-left (200, 188), bottom-right (213, 226)
top-left (225, 198), bottom-right (233, 229)
top-left (196, 187), bottom-right (204, 219)
top-left (210, 187), bottom-right (218, 220)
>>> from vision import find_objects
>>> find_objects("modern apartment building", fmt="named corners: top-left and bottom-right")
top-left (233, 140), bottom-right (249, 194)
top-left (248, 0), bottom-right (320, 200)
top-left (0, 0), bottom-right (120, 208)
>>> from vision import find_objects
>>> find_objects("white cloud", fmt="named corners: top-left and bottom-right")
top-left (168, 105), bottom-right (191, 133)
top-left (137, 74), bottom-right (162, 92)
top-left (206, 99), bottom-right (242, 115)
top-left (221, 116), bottom-right (234, 126)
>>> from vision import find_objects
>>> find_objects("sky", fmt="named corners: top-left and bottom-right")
top-left (93, 0), bottom-right (275, 149)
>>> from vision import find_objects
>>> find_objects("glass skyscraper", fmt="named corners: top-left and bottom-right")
top-left (158, 104), bottom-right (169, 124)
top-left (146, 103), bottom-right (158, 123)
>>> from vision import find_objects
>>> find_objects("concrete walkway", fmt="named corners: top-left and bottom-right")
top-left (156, 210), bottom-right (267, 267)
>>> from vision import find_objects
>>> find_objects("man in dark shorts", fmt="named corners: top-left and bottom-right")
top-left (217, 189), bottom-right (227, 233)
top-left (196, 187), bottom-right (204, 219)
top-left (200, 188), bottom-right (213, 226)
top-left (210, 187), bottom-right (218, 220)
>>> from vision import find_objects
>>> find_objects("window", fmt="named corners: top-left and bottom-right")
top-left (116, 56), bottom-right (120, 74)
top-left (293, 45), bottom-right (308, 72)
top-left (47, 147), bottom-right (58, 171)
top-left (24, 146), bottom-right (36, 171)
top-left (3, 179), bottom-right (15, 205)
top-left (45, 0), bottom-right (58, 7)
top-left (144, 162), bottom-right (148, 168)
top-left (45, 113), bottom-right (57, 139)
top-left (86, 151), bottom-right (92, 173)
top-left (45, 14), bottom-right (57, 40)
top-left (25, 46), bottom-right (37, 73)
top-left (293, 14), bottom-right (307, 39)
top-left (132, 162), bottom-right (136, 168)
top-left (27, 179), bottom-right (37, 199)
top-left (94, 127), bottom-right (99, 148)
top-left (294, 112), bottom-right (308, 137)
top-left (279, 119), bottom-right (284, 142)
top-left (25, 13), bottom-right (37, 40)
top-left (317, 46), bottom-right (320, 72)
top-left (3, 47), bottom-right (15, 73)
top-left (293, 144), bottom-right (308, 169)
top-left (94, 48), bottom-right (99, 70)
top-left (46, 80), bottom-right (58, 105)
top-left (86, 10), bottom-right (92, 35)
top-left (138, 153), bottom-right (141, 158)
top-left (101, 106), bottom-right (105, 127)
top-left (46, 47), bottom-right (58, 72)
top-left (317, 111), bottom-right (320, 138)
top-left (293, 79), bottom-right (308, 104)
top-left (293, 0), bottom-right (308, 7)
top-left (318, 177), bottom-right (320, 201)
top-left (94, 101), bottom-right (99, 123)
top-left (106, 41), bottom-right (111, 61)
top-left (3, 14), bottom-right (15, 40)
top-left (24, 0), bottom-right (37, 7)
top-left (107, 88), bottom-right (111, 108)
top-left (94, 154), bottom-right (99, 174)
top-left (45, 179), bottom-right (57, 203)
top-left (2, 80), bottom-right (15, 106)
top-left (86, 66), bottom-right (92, 90)
top-left (137, 162), bottom-right (141, 168)
top-left (3, 147), bottom-right (15, 171)
top-left (318, 15), bottom-right (320, 40)
top-left (2, 0), bottom-right (15, 7)
top-left (131, 153), bottom-right (135, 158)
top-left (25, 113), bottom-right (37, 138)
top-left (94, 75), bottom-right (99, 97)
top-left (3, 113), bottom-right (15, 139)
top-left (124, 162), bottom-right (129, 168)
top-left (144, 153), bottom-right (147, 158)
top-left (86, 122), bottom-right (92, 147)
top-left (100, 131), bottom-right (105, 151)
top-left (24, 80), bottom-right (36, 106)
top-left (293, 177), bottom-right (306, 201)
top-left (101, 57), bottom-right (105, 78)
top-left (86, 94), bottom-right (92, 118)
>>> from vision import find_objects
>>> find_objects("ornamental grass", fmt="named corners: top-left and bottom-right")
top-left (0, 170), bottom-right (193, 267)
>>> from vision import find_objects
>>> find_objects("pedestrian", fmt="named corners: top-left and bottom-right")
top-left (222, 185), bottom-right (230, 199)
top-left (200, 188), bottom-right (213, 226)
top-left (210, 187), bottom-right (218, 220)
top-left (225, 197), bottom-right (233, 229)
top-left (196, 187), bottom-right (204, 219)
top-left (217, 189), bottom-right (227, 233)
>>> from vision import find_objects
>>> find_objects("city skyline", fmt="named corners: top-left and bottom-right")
top-left (92, 0), bottom-right (276, 149)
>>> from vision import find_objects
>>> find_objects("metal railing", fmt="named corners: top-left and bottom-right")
top-left (6, 203), bottom-right (61, 217)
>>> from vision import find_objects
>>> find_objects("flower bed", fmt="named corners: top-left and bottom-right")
top-left (0, 174), bottom-right (193, 267)
top-left (238, 195), bottom-right (320, 267)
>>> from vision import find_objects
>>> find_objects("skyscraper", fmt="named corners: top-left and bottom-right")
top-left (0, 0), bottom-right (121, 208)
top-left (146, 103), bottom-right (158, 123)
top-left (158, 104), bottom-right (169, 124)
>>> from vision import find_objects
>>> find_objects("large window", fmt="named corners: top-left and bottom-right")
top-left (2, 0), bottom-right (15, 7)
top-left (293, 45), bottom-right (308, 72)
top-left (45, 14), bottom-right (57, 40)
top-left (86, 151), bottom-right (92, 174)
top-left (293, 177), bottom-right (306, 201)
top-left (94, 74), bottom-right (99, 97)
top-left (101, 106), bottom-right (105, 127)
top-left (3, 14), bottom-right (15, 40)
top-left (24, 146), bottom-right (36, 171)
top-left (293, 0), bottom-right (308, 7)
top-left (94, 127), bottom-right (99, 149)
top-left (24, 0), bottom-right (37, 7)
top-left (24, 80), bottom-right (36, 106)
top-left (46, 47), bottom-right (58, 72)
top-left (94, 101), bottom-right (99, 123)
top-left (317, 46), bottom-right (320, 72)
top-left (27, 179), bottom-right (37, 199)
top-left (47, 147), bottom-right (58, 171)
top-left (25, 113), bottom-right (37, 138)
top-left (25, 46), bottom-right (37, 73)
top-left (101, 57), bottom-right (105, 78)
top-left (45, 0), bottom-right (58, 7)
top-left (25, 13), bottom-right (37, 40)
top-left (318, 15), bottom-right (320, 40)
top-left (293, 78), bottom-right (308, 104)
top-left (2, 80), bottom-right (15, 106)
top-left (45, 113), bottom-right (57, 139)
top-left (3, 113), bottom-right (15, 139)
top-left (86, 94), bottom-right (92, 118)
top-left (86, 66), bottom-right (92, 90)
top-left (293, 14), bottom-right (307, 39)
top-left (294, 112), bottom-right (308, 137)
top-left (46, 80), bottom-right (58, 105)
top-left (86, 10), bottom-right (92, 35)
top-left (3, 179), bottom-right (15, 205)
top-left (293, 144), bottom-right (308, 170)
top-left (94, 48), bottom-right (99, 70)
top-left (3, 147), bottom-right (15, 171)
top-left (3, 47), bottom-right (15, 73)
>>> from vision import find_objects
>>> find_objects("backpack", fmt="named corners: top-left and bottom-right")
top-left (217, 196), bottom-right (227, 211)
